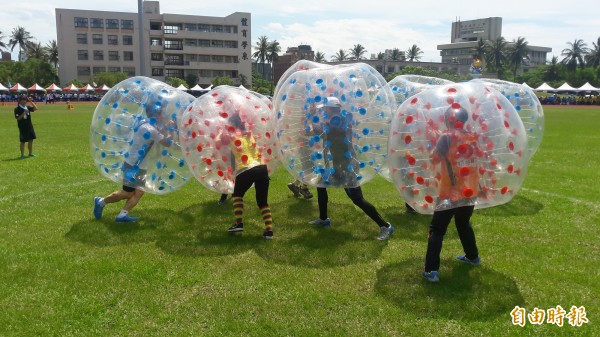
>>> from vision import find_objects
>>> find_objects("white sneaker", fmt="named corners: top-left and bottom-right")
top-left (308, 218), bottom-right (331, 226)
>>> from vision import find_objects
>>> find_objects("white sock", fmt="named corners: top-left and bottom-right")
top-left (118, 210), bottom-right (129, 218)
top-left (99, 198), bottom-right (106, 207)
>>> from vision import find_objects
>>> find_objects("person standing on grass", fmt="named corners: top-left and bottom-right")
top-left (307, 97), bottom-right (394, 241)
top-left (14, 95), bottom-right (38, 159)
top-left (422, 105), bottom-right (481, 283)
top-left (93, 104), bottom-right (174, 223)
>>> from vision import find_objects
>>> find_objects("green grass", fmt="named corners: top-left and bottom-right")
top-left (0, 102), bottom-right (598, 336)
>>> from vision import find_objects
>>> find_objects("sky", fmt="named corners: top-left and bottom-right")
top-left (1, 0), bottom-right (598, 64)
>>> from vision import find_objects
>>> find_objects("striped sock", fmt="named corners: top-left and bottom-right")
top-left (261, 205), bottom-right (273, 230)
top-left (232, 196), bottom-right (244, 224)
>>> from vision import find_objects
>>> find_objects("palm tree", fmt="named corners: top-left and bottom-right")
top-left (0, 31), bottom-right (7, 50)
top-left (406, 44), bottom-right (423, 62)
top-left (561, 39), bottom-right (589, 71)
top-left (584, 37), bottom-right (600, 69)
top-left (349, 44), bottom-right (367, 60)
top-left (45, 39), bottom-right (59, 68)
top-left (507, 37), bottom-right (529, 81)
top-left (8, 26), bottom-right (33, 61)
top-left (266, 40), bottom-right (281, 86)
top-left (485, 37), bottom-right (508, 78)
top-left (314, 51), bottom-right (326, 63)
top-left (544, 56), bottom-right (561, 83)
top-left (252, 35), bottom-right (269, 78)
top-left (473, 38), bottom-right (487, 62)
top-left (376, 52), bottom-right (385, 60)
top-left (331, 49), bottom-right (348, 62)
top-left (25, 41), bottom-right (48, 61)
top-left (390, 48), bottom-right (405, 61)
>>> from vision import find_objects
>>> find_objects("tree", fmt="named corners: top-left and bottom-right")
top-left (185, 73), bottom-right (198, 88)
top-left (349, 44), bottom-right (367, 60)
top-left (314, 51), bottom-right (326, 63)
top-left (92, 71), bottom-right (128, 87)
top-left (507, 36), bottom-right (529, 81)
top-left (25, 41), bottom-right (48, 61)
top-left (472, 38), bottom-right (487, 63)
top-left (0, 31), bottom-right (7, 50)
top-left (331, 49), bottom-right (348, 62)
top-left (266, 40), bottom-right (281, 71)
top-left (584, 37), bottom-right (600, 69)
top-left (561, 39), bottom-right (589, 71)
top-left (485, 37), bottom-right (508, 78)
top-left (390, 48), bottom-right (405, 61)
top-left (252, 36), bottom-right (269, 78)
top-left (212, 76), bottom-right (234, 86)
top-left (8, 26), bottom-right (33, 61)
top-left (406, 44), bottom-right (423, 62)
top-left (376, 52), bottom-right (385, 60)
top-left (166, 77), bottom-right (187, 88)
top-left (543, 56), bottom-right (562, 83)
top-left (45, 40), bottom-right (59, 68)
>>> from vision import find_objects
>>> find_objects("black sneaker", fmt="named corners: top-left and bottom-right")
top-left (287, 183), bottom-right (301, 197)
top-left (263, 228), bottom-right (274, 240)
top-left (228, 223), bottom-right (244, 232)
top-left (299, 185), bottom-right (313, 199)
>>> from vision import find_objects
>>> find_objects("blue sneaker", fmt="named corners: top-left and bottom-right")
top-left (457, 255), bottom-right (481, 266)
top-left (422, 271), bottom-right (440, 282)
top-left (376, 223), bottom-right (394, 241)
top-left (115, 215), bottom-right (139, 222)
top-left (308, 218), bottom-right (331, 227)
top-left (93, 197), bottom-right (104, 219)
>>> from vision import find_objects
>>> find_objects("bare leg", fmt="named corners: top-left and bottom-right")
top-left (123, 189), bottom-right (144, 212)
top-left (27, 141), bottom-right (33, 155)
top-left (103, 190), bottom-right (134, 204)
top-left (20, 142), bottom-right (25, 156)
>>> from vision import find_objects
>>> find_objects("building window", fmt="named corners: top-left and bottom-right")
top-left (123, 51), bottom-right (134, 61)
top-left (185, 39), bottom-right (198, 47)
top-left (77, 50), bottom-right (88, 60)
top-left (211, 55), bottom-right (224, 62)
top-left (123, 67), bottom-right (136, 76)
top-left (150, 22), bottom-right (161, 30)
top-left (92, 34), bottom-right (103, 44)
top-left (93, 66), bottom-right (106, 74)
top-left (106, 19), bottom-right (119, 29)
top-left (165, 69), bottom-right (183, 78)
top-left (199, 69), bottom-right (211, 77)
top-left (74, 17), bottom-right (88, 28)
top-left (225, 55), bottom-right (238, 63)
top-left (152, 68), bottom-right (164, 76)
top-left (211, 25), bottom-right (223, 33)
top-left (224, 41), bottom-right (237, 48)
top-left (229, 70), bottom-right (238, 78)
top-left (164, 40), bottom-right (182, 50)
top-left (93, 50), bottom-right (104, 61)
top-left (198, 40), bottom-right (210, 48)
top-left (108, 66), bottom-right (121, 73)
top-left (90, 18), bottom-right (104, 29)
top-left (151, 53), bottom-right (163, 61)
top-left (150, 38), bottom-right (162, 46)
top-left (76, 33), bottom-right (88, 44)
top-left (108, 35), bottom-right (118, 45)
top-left (163, 24), bottom-right (180, 34)
top-left (198, 55), bottom-right (211, 62)
top-left (165, 55), bottom-right (183, 65)
top-left (184, 23), bottom-right (197, 31)
top-left (211, 40), bottom-right (223, 48)
top-left (77, 66), bottom-right (91, 76)
top-left (121, 19), bottom-right (134, 30)
top-left (213, 70), bottom-right (224, 77)
top-left (198, 24), bottom-right (210, 32)
top-left (123, 35), bottom-right (133, 45)
top-left (108, 51), bottom-right (119, 61)
top-left (223, 26), bottom-right (237, 34)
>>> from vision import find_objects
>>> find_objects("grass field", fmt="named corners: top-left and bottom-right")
top-left (0, 102), bottom-right (598, 336)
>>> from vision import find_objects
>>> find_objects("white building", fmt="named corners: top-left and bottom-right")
top-left (55, 1), bottom-right (252, 87)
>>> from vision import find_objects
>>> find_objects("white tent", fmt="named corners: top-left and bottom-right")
top-left (0, 83), bottom-right (8, 92)
top-left (176, 84), bottom-right (188, 91)
top-left (63, 84), bottom-right (79, 92)
top-left (190, 84), bottom-right (204, 91)
top-left (555, 82), bottom-right (577, 92)
top-left (10, 83), bottom-right (28, 92)
top-left (28, 83), bottom-right (46, 92)
top-left (577, 82), bottom-right (600, 93)
top-left (80, 84), bottom-right (96, 92)
top-left (534, 82), bottom-right (556, 92)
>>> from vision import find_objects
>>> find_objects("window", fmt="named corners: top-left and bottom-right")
top-left (198, 55), bottom-right (211, 62)
top-left (123, 51), bottom-right (134, 61)
top-left (184, 23), bottom-right (197, 31)
top-left (108, 35), bottom-right (118, 45)
top-left (90, 18), bottom-right (104, 29)
top-left (123, 67), bottom-right (136, 76)
top-left (106, 19), bottom-right (119, 29)
top-left (185, 39), bottom-right (198, 47)
top-left (229, 70), bottom-right (238, 78)
top-left (108, 66), bottom-right (121, 73)
top-left (77, 50), bottom-right (89, 60)
top-left (151, 53), bottom-right (163, 61)
top-left (93, 66), bottom-right (106, 74)
top-left (121, 19), bottom-right (134, 30)
top-left (163, 24), bottom-right (180, 34)
top-left (150, 38), bottom-right (162, 46)
top-left (224, 41), bottom-right (237, 48)
top-left (150, 22), bottom-right (162, 30)
top-left (165, 69), bottom-right (183, 78)
top-left (123, 35), bottom-right (133, 45)
top-left (93, 50), bottom-right (104, 61)
top-left (108, 51), bottom-right (119, 61)
top-left (213, 70), bottom-right (224, 77)
top-left (198, 40), bottom-right (210, 48)
top-left (74, 17), bottom-right (88, 28)
top-left (92, 34), bottom-right (103, 44)
top-left (225, 55), bottom-right (238, 63)
top-left (199, 69), bottom-right (211, 77)
top-left (77, 66), bottom-right (91, 76)
top-left (211, 55), bottom-right (224, 62)
top-left (223, 26), bottom-right (237, 34)
top-left (211, 25), bottom-right (223, 33)
top-left (152, 68), bottom-right (164, 76)
top-left (198, 24), bottom-right (210, 32)
top-left (76, 33), bottom-right (88, 44)
top-left (211, 40), bottom-right (223, 48)
top-left (164, 40), bottom-right (182, 50)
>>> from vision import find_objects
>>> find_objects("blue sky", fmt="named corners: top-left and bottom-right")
top-left (1, 0), bottom-right (598, 63)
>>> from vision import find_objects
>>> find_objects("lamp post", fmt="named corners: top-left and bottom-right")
top-left (138, 0), bottom-right (146, 76)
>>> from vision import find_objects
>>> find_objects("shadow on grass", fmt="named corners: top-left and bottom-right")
top-left (375, 258), bottom-right (524, 321)
top-left (477, 194), bottom-right (544, 217)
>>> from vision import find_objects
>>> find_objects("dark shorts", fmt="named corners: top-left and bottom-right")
top-left (122, 162), bottom-right (146, 192)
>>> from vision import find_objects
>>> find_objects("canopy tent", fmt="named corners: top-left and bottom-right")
top-left (555, 82), bottom-right (577, 92)
top-left (94, 84), bottom-right (111, 91)
top-left (28, 83), bottom-right (46, 92)
top-left (45, 83), bottom-right (62, 92)
top-left (80, 84), bottom-right (96, 92)
top-left (576, 82), bottom-right (600, 93)
top-left (534, 82), bottom-right (556, 92)
top-left (10, 83), bottom-right (28, 92)
top-left (189, 84), bottom-right (204, 91)
top-left (63, 84), bottom-right (79, 92)
top-left (0, 83), bottom-right (8, 92)
top-left (175, 84), bottom-right (188, 91)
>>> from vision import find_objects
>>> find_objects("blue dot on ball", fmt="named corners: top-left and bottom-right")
top-left (362, 128), bottom-right (369, 135)
top-left (105, 117), bottom-right (111, 125)
top-left (143, 131), bottom-right (151, 140)
top-left (101, 134), bottom-right (107, 142)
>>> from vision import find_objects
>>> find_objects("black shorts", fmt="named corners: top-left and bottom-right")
top-left (122, 162), bottom-right (146, 192)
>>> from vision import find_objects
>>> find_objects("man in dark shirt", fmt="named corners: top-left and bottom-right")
top-left (14, 95), bottom-right (38, 159)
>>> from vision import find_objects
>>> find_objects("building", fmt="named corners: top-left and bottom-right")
top-left (55, 1), bottom-right (252, 87)
top-left (437, 17), bottom-right (551, 74)
top-left (273, 45), bottom-right (315, 84)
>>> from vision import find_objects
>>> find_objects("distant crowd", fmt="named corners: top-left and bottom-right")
top-left (1, 92), bottom-right (104, 103)
top-left (538, 94), bottom-right (600, 105)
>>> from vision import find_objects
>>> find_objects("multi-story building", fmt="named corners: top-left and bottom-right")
top-left (437, 17), bottom-right (551, 74)
top-left (273, 45), bottom-right (315, 84)
top-left (55, 1), bottom-right (252, 87)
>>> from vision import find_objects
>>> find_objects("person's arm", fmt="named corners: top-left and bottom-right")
top-left (14, 106), bottom-right (26, 120)
top-left (27, 97), bottom-right (38, 112)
